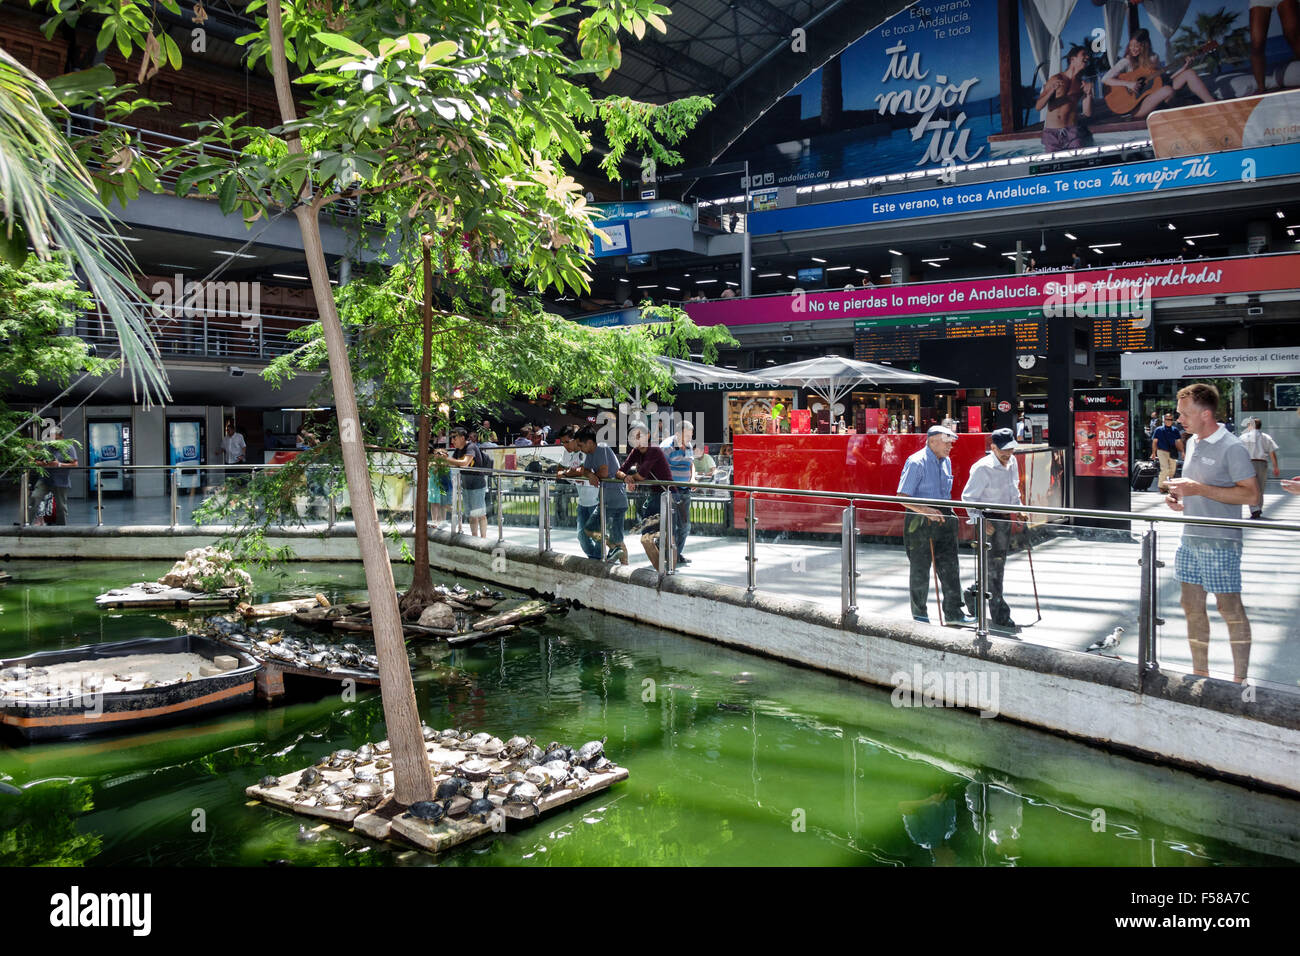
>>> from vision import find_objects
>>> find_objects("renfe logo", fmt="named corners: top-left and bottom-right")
top-left (49, 886), bottom-right (151, 936)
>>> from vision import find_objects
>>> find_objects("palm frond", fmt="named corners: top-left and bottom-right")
top-left (0, 48), bottom-right (168, 402)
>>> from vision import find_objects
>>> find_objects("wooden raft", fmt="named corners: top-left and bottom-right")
top-left (95, 583), bottom-right (242, 609)
top-left (245, 741), bottom-right (628, 853)
top-left (238, 594), bottom-right (329, 619)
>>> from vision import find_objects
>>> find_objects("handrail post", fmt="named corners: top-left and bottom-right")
top-left (840, 503), bottom-right (857, 616)
top-left (495, 473), bottom-right (504, 543)
top-left (537, 479), bottom-right (548, 552)
top-left (452, 470), bottom-right (462, 535)
top-left (975, 513), bottom-right (989, 639)
top-left (21, 470), bottom-right (29, 525)
top-left (746, 492), bottom-right (757, 592)
top-left (1138, 522), bottom-right (1163, 691)
top-left (544, 478), bottom-right (552, 551)
top-left (170, 469), bottom-right (178, 528)
top-left (598, 480), bottom-right (607, 560)
top-left (660, 486), bottom-right (674, 576)
top-left (96, 476), bottom-right (103, 527)
top-left (328, 491), bottom-right (336, 529)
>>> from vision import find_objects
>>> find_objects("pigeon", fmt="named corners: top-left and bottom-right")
top-left (1086, 626), bottom-right (1124, 653)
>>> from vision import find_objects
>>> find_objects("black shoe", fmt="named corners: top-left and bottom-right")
top-left (992, 620), bottom-right (1022, 634)
top-left (1250, 512), bottom-right (1262, 520)
top-left (676, 555), bottom-right (691, 565)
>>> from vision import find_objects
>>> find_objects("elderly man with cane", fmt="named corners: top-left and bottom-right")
top-left (897, 425), bottom-right (976, 626)
top-left (961, 428), bottom-right (1025, 634)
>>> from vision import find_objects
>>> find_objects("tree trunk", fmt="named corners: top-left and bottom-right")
top-left (266, 0), bottom-right (433, 806)
top-left (402, 237), bottom-right (436, 610)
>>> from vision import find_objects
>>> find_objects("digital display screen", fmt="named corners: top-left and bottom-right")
top-left (796, 267), bottom-right (824, 284)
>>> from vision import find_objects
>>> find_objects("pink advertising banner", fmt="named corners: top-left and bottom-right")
top-left (683, 254), bottom-right (1300, 328)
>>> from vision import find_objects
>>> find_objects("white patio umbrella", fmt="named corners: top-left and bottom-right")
top-left (654, 355), bottom-right (770, 386)
top-left (759, 356), bottom-right (958, 411)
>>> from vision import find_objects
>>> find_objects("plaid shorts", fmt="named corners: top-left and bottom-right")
top-left (1174, 538), bottom-right (1243, 593)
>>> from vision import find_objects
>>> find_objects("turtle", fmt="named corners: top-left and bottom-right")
top-left (296, 767), bottom-right (323, 790)
top-left (587, 756), bottom-right (616, 774)
top-left (421, 725), bottom-right (438, 741)
top-left (569, 765), bottom-right (591, 786)
top-left (486, 774), bottom-right (509, 791)
top-left (505, 770), bottom-right (528, 785)
top-left (438, 728), bottom-right (460, 742)
top-left (435, 776), bottom-right (473, 803)
top-left (328, 749), bottom-right (356, 769)
top-left (355, 743), bottom-right (375, 761)
top-left (349, 780), bottom-right (386, 808)
top-left (511, 757), bottom-right (538, 772)
top-left (258, 775), bottom-right (280, 788)
top-left (476, 736), bottom-right (506, 758)
top-left (437, 758), bottom-right (463, 775)
top-left (503, 735), bottom-right (534, 758)
top-left (465, 732), bottom-right (492, 751)
top-left (524, 766), bottom-right (555, 791)
top-left (318, 790), bottom-right (345, 808)
top-left (374, 739), bottom-right (391, 754)
top-left (458, 758), bottom-right (492, 781)
top-left (404, 800), bottom-right (447, 824)
top-left (353, 767), bottom-right (379, 784)
top-left (506, 781), bottom-right (543, 818)
top-left (464, 794), bottom-right (496, 823)
top-left (575, 737), bottom-right (607, 765)
top-left (542, 742), bottom-right (575, 765)
top-left (542, 760), bottom-right (572, 784)
top-left (521, 744), bottom-right (545, 763)
top-left (296, 824), bottom-right (321, 844)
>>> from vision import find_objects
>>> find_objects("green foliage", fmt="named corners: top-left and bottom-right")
top-left (595, 95), bottom-right (712, 178)
top-left (1172, 8), bottom-right (1248, 74)
top-left (0, 257), bottom-right (114, 471)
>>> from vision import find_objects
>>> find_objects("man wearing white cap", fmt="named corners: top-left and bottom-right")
top-left (962, 428), bottom-right (1024, 633)
top-left (897, 425), bottom-right (975, 625)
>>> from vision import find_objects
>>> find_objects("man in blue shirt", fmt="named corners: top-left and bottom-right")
top-left (1149, 412), bottom-right (1184, 493)
top-left (897, 425), bottom-right (975, 625)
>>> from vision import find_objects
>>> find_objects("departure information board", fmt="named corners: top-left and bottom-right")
top-left (853, 309), bottom-right (1150, 363)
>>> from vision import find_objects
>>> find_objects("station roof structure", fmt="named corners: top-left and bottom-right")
top-left (584, 0), bottom-right (914, 167)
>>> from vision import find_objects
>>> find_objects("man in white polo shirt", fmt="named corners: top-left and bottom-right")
top-left (1165, 383), bottom-right (1257, 683)
top-left (1238, 418), bottom-right (1280, 519)
top-left (961, 428), bottom-right (1024, 633)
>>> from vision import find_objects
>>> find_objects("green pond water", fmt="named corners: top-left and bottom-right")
top-left (0, 559), bottom-right (1296, 867)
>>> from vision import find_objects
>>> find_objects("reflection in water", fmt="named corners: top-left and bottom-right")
top-left (0, 560), bottom-right (1296, 866)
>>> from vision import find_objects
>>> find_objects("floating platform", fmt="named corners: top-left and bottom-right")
top-left (95, 583), bottom-right (243, 610)
top-left (238, 594), bottom-right (329, 619)
top-left (245, 739), bottom-right (627, 854)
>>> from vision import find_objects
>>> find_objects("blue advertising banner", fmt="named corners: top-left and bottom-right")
top-left (708, 0), bottom-right (1299, 190)
top-left (707, 0), bottom-right (1003, 194)
top-left (576, 307), bottom-right (649, 327)
top-left (593, 221), bottom-right (631, 258)
top-left (750, 140), bottom-right (1300, 234)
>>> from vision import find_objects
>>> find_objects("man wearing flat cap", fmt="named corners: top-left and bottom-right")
top-left (961, 428), bottom-right (1024, 633)
top-left (897, 425), bottom-right (975, 625)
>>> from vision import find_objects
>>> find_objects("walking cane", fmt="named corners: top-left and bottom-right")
top-left (929, 537), bottom-right (944, 627)
top-left (1023, 520), bottom-right (1042, 624)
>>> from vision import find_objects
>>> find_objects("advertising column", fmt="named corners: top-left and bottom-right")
top-left (1072, 388), bottom-right (1131, 529)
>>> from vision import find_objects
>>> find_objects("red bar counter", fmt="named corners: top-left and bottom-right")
top-left (733, 433), bottom-right (993, 537)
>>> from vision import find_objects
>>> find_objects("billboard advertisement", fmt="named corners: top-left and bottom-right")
top-left (87, 421), bottom-right (126, 492)
top-left (167, 420), bottom-right (203, 490)
top-left (710, 0), bottom-right (1299, 188)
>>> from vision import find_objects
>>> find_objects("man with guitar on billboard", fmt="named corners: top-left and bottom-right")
top-left (1102, 28), bottom-right (1217, 118)
top-left (1036, 44), bottom-right (1095, 151)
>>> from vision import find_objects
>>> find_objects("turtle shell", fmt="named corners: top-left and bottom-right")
top-left (405, 800), bottom-right (446, 823)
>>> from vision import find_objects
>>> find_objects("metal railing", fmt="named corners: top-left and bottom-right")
top-left (76, 306), bottom-right (312, 363)
top-left (66, 113), bottom-right (361, 220)
top-left (15, 461), bottom-right (1300, 692)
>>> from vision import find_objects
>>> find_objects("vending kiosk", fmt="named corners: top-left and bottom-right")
top-left (167, 419), bottom-right (205, 490)
top-left (87, 420), bottom-right (131, 492)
